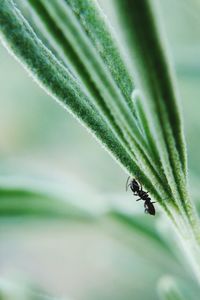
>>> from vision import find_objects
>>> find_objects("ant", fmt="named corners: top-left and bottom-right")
top-left (126, 177), bottom-right (156, 215)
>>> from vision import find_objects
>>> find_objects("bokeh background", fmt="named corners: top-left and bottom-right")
top-left (0, 0), bottom-right (200, 299)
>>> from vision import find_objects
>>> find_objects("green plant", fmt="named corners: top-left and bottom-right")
top-left (0, 0), bottom-right (200, 299)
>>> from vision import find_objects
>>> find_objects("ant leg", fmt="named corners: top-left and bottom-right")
top-left (136, 198), bottom-right (141, 201)
top-left (126, 176), bottom-right (131, 191)
top-left (152, 202), bottom-right (156, 204)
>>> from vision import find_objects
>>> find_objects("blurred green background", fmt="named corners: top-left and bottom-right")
top-left (0, 0), bottom-right (200, 299)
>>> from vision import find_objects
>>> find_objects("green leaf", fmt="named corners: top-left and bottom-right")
top-left (0, 174), bottom-right (106, 220)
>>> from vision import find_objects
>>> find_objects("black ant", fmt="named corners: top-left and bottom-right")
top-left (126, 177), bottom-right (156, 215)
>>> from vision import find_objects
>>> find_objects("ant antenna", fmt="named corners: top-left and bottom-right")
top-left (126, 176), bottom-right (130, 191)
